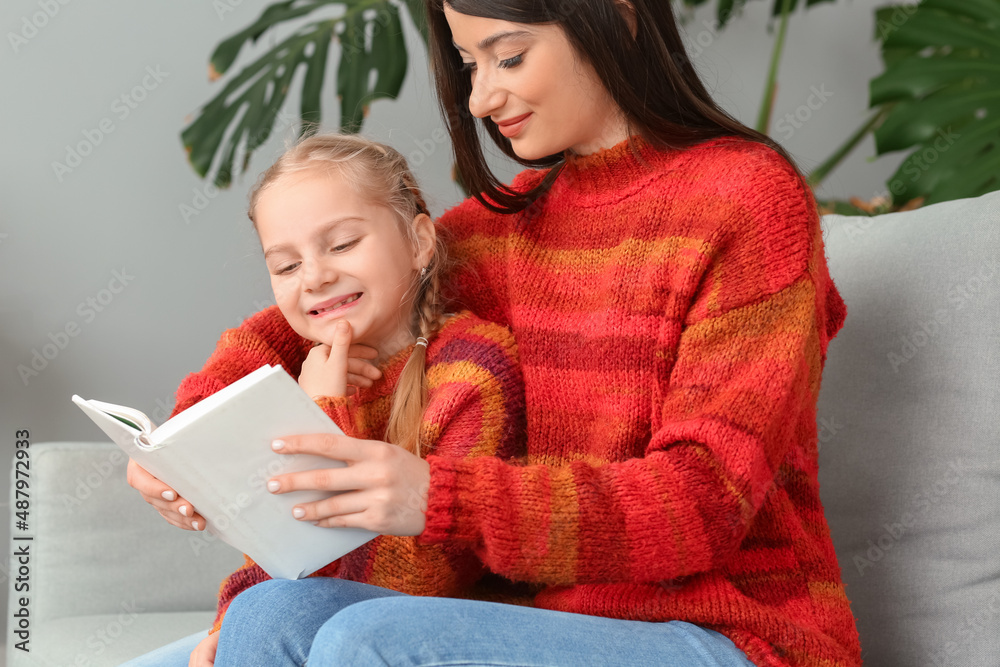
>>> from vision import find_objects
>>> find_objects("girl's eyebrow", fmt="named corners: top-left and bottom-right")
top-left (453, 30), bottom-right (532, 53)
top-left (263, 216), bottom-right (364, 260)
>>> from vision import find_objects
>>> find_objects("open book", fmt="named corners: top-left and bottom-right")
top-left (72, 364), bottom-right (377, 579)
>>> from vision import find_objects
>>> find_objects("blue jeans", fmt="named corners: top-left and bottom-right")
top-left (124, 578), bottom-right (757, 666)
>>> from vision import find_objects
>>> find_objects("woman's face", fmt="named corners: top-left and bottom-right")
top-left (444, 6), bottom-right (628, 159)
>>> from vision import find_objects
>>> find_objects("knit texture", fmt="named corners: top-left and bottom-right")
top-left (422, 136), bottom-right (860, 666)
top-left (169, 309), bottom-right (525, 634)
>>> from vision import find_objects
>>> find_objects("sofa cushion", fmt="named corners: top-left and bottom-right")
top-left (817, 191), bottom-right (1000, 666)
top-left (15, 612), bottom-right (214, 667)
top-left (7, 442), bottom-right (244, 666)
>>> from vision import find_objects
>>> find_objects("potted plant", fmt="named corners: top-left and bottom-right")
top-left (181, 0), bottom-right (1000, 214)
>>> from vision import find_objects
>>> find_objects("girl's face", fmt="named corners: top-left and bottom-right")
top-left (255, 169), bottom-right (434, 360)
top-left (444, 6), bottom-right (628, 159)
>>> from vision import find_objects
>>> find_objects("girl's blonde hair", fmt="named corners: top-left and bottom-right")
top-left (249, 133), bottom-right (448, 457)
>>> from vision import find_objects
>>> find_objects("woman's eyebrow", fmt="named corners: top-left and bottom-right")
top-left (453, 30), bottom-right (533, 53)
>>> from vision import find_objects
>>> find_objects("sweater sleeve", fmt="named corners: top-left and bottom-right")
top-left (171, 306), bottom-right (310, 418)
top-left (335, 319), bottom-right (527, 597)
top-left (212, 317), bottom-right (526, 631)
top-left (421, 163), bottom-right (846, 587)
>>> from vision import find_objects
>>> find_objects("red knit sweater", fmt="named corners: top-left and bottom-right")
top-left (420, 137), bottom-right (861, 666)
top-left (169, 309), bottom-right (525, 633)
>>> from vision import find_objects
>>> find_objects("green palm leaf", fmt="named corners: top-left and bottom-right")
top-left (181, 0), bottom-right (416, 188)
top-left (871, 0), bottom-right (1000, 205)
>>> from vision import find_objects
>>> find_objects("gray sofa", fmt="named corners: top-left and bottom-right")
top-left (8, 190), bottom-right (1000, 665)
top-left (7, 443), bottom-right (243, 666)
top-left (815, 189), bottom-right (1000, 665)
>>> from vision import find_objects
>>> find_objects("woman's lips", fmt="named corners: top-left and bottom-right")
top-left (309, 293), bottom-right (362, 317)
top-left (495, 113), bottom-right (531, 138)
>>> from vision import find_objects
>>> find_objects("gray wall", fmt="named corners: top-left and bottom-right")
top-left (0, 0), bottom-right (908, 652)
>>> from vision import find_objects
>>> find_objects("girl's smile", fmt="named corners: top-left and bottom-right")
top-left (308, 293), bottom-right (363, 318)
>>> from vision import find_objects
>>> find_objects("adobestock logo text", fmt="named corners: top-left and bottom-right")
top-left (17, 268), bottom-right (136, 386)
top-left (51, 65), bottom-right (169, 182)
top-left (8, 0), bottom-right (73, 54)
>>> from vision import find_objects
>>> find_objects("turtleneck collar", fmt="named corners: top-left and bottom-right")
top-left (554, 135), bottom-right (668, 198)
top-left (553, 135), bottom-right (736, 199)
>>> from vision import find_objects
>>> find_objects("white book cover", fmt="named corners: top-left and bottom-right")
top-left (72, 364), bottom-right (377, 579)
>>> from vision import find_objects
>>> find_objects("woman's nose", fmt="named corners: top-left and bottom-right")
top-left (468, 69), bottom-right (503, 119)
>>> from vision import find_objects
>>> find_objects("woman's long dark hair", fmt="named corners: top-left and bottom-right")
top-left (426, 0), bottom-right (805, 213)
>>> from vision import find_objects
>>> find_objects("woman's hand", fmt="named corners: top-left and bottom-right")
top-left (266, 434), bottom-right (431, 536)
top-left (189, 631), bottom-right (219, 667)
top-left (299, 321), bottom-right (381, 398)
top-left (126, 458), bottom-right (205, 531)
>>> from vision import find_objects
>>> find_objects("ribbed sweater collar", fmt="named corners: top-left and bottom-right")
top-left (555, 135), bottom-right (732, 198)
top-left (555, 134), bottom-right (687, 197)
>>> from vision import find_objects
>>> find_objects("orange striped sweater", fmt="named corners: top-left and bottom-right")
top-left (420, 136), bottom-right (861, 666)
top-left (169, 309), bottom-right (525, 634)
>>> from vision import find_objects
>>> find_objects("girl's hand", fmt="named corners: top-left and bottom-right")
top-left (300, 321), bottom-right (381, 398)
top-left (126, 458), bottom-right (206, 531)
top-left (267, 434), bottom-right (430, 536)
top-left (189, 631), bottom-right (219, 667)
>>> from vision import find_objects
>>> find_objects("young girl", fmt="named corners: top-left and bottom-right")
top-left (202, 1), bottom-right (863, 666)
top-left (123, 134), bottom-right (525, 666)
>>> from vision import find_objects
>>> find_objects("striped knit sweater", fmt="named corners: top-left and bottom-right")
top-left (169, 309), bottom-right (525, 634)
top-left (421, 136), bottom-right (861, 666)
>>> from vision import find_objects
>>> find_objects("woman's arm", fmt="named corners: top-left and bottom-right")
top-left (420, 165), bottom-right (846, 587)
top-left (340, 326), bottom-right (525, 597)
top-left (421, 275), bottom-right (832, 585)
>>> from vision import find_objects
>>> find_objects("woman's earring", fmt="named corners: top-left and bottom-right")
top-left (420, 267), bottom-right (428, 279)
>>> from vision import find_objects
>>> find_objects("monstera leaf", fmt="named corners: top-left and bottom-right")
top-left (182, 0), bottom-right (424, 188)
top-left (676, 0), bottom-right (836, 29)
top-left (871, 0), bottom-right (1000, 205)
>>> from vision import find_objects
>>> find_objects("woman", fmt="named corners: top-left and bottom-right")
top-left (132, 1), bottom-right (861, 665)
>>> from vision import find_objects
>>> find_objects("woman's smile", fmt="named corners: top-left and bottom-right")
top-left (445, 7), bottom-right (628, 159)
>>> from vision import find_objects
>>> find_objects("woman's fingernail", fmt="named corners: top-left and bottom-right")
top-left (272, 439), bottom-right (286, 451)
top-left (161, 490), bottom-right (176, 501)
top-left (178, 505), bottom-right (189, 517)
top-left (293, 507), bottom-right (306, 519)
top-left (192, 520), bottom-right (200, 530)
top-left (267, 480), bottom-right (280, 493)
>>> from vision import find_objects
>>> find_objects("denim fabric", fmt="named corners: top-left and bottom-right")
top-left (120, 578), bottom-right (756, 666)
top-left (218, 578), bottom-right (756, 666)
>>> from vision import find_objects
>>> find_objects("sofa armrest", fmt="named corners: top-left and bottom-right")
top-left (817, 191), bottom-right (1000, 666)
top-left (7, 442), bottom-right (244, 664)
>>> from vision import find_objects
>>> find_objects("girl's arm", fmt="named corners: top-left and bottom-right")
top-left (173, 306), bottom-right (381, 415)
top-left (126, 307), bottom-right (314, 530)
top-left (127, 307), bottom-right (379, 528)
top-left (171, 306), bottom-right (312, 416)
top-left (265, 316), bottom-right (526, 598)
top-left (313, 317), bottom-right (526, 597)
